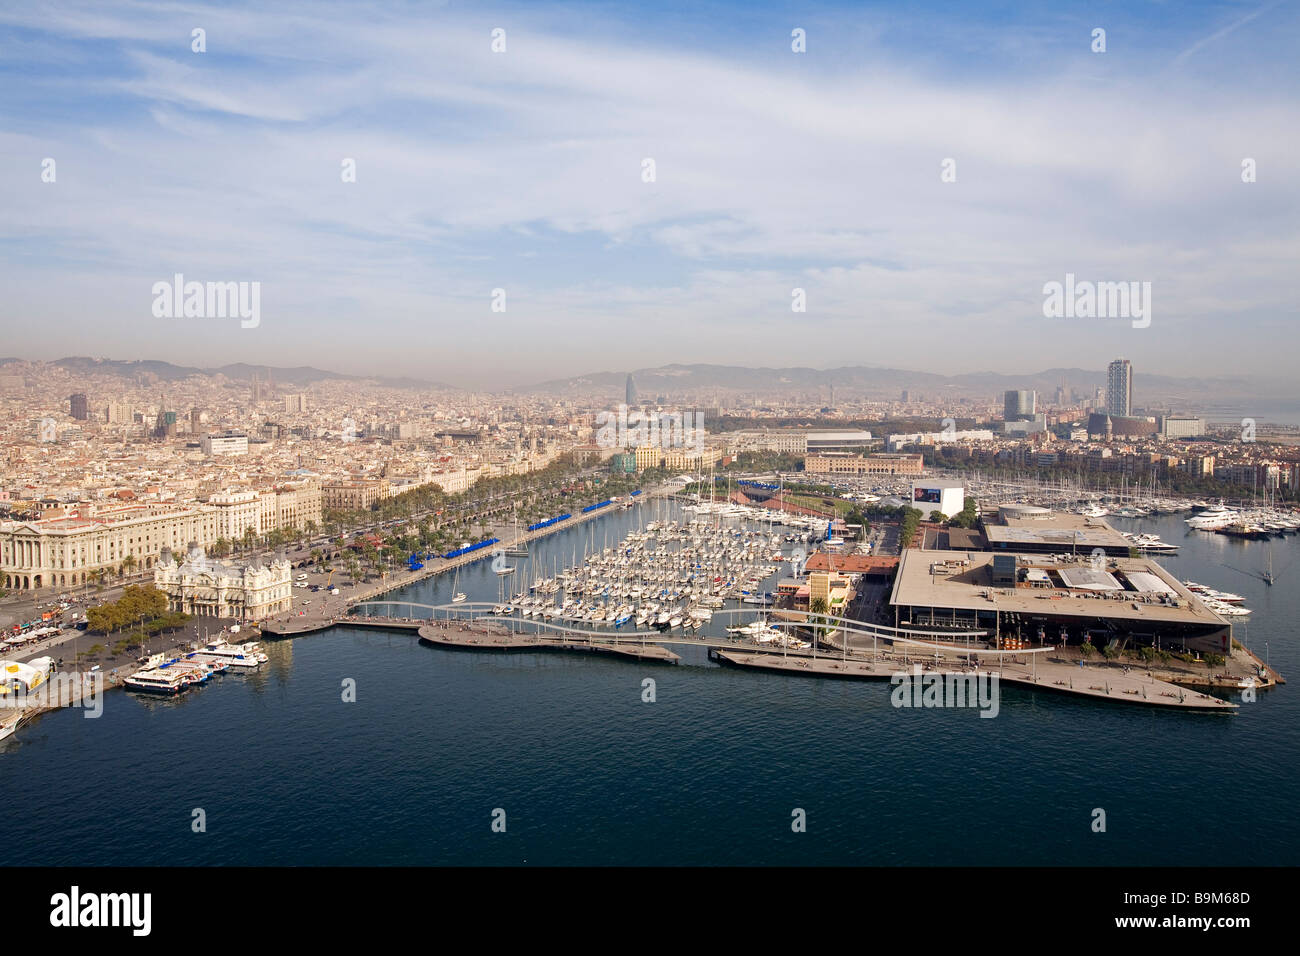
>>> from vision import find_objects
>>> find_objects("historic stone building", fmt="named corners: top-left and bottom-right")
top-left (1, 503), bottom-right (218, 591)
top-left (153, 547), bottom-right (292, 620)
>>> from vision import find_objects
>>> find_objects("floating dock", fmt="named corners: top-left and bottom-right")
top-left (417, 623), bottom-right (679, 664)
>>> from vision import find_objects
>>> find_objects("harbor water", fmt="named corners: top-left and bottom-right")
top-left (2, 507), bottom-right (1297, 865)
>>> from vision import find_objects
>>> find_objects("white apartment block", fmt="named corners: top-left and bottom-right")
top-left (208, 479), bottom-right (322, 543)
top-left (201, 432), bottom-right (250, 456)
top-left (209, 489), bottom-right (262, 542)
top-left (725, 430), bottom-right (808, 455)
top-left (427, 466), bottom-right (483, 494)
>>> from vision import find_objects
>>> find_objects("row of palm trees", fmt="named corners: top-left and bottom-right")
top-left (310, 457), bottom-right (659, 573)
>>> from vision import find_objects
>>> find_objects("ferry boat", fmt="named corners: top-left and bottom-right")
top-left (193, 639), bottom-right (268, 670)
top-left (124, 665), bottom-right (194, 695)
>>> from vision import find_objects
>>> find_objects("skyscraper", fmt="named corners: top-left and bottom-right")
top-left (625, 373), bottom-right (637, 407)
top-left (1003, 390), bottom-right (1036, 421)
top-left (1107, 359), bottom-right (1133, 418)
top-left (69, 393), bottom-right (89, 420)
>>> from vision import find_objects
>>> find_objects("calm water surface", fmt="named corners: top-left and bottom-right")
top-left (2, 508), bottom-right (1296, 865)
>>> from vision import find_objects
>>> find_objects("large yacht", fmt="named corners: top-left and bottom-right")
top-left (1185, 505), bottom-right (1239, 530)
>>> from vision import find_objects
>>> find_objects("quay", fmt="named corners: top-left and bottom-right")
top-left (416, 621), bottom-right (680, 663)
top-left (262, 602), bottom-right (1242, 710)
top-left (332, 488), bottom-right (665, 605)
top-left (711, 649), bottom-right (1237, 711)
top-left (264, 610), bottom-right (681, 663)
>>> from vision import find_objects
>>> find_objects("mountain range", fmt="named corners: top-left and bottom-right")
top-left (0, 357), bottom-right (1284, 408)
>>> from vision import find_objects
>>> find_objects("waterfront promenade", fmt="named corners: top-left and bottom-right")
top-left (262, 596), bottom-right (1241, 711)
top-left (711, 650), bottom-right (1237, 711)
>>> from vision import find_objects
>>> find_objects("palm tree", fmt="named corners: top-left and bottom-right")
top-left (809, 596), bottom-right (829, 646)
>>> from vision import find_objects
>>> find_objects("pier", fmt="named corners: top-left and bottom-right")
top-left (416, 621), bottom-right (680, 663)
top-left (711, 650), bottom-right (1236, 711)
top-left (263, 599), bottom-right (1240, 711)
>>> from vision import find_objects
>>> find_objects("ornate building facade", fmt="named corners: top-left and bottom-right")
top-left (153, 547), bottom-right (292, 620)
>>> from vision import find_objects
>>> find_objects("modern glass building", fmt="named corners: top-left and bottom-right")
top-left (1003, 389), bottom-right (1036, 421)
top-left (1107, 359), bottom-right (1133, 418)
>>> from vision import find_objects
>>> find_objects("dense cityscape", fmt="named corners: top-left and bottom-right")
top-left (3, 0), bottom-right (1295, 935)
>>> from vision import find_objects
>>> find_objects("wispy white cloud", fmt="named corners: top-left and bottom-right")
top-left (1172, 0), bottom-right (1287, 65)
top-left (0, 0), bottom-right (1296, 387)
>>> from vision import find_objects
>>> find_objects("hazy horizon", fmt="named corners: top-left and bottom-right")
top-left (2, 1), bottom-right (1297, 386)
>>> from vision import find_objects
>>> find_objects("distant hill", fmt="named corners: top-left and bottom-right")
top-left (1, 356), bottom-right (1281, 407)
top-left (522, 363), bottom-right (1268, 405)
top-left (38, 357), bottom-right (447, 391)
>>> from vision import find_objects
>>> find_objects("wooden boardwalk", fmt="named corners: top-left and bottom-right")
top-left (262, 603), bottom-right (1243, 713)
top-left (417, 623), bottom-right (680, 664)
top-left (712, 650), bottom-right (1238, 711)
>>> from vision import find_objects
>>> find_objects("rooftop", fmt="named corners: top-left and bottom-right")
top-left (983, 509), bottom-right (1132, 552)
top-left (890, 548), bottom-right (1229, 627)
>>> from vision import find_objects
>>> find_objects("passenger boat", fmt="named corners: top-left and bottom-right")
top-left (0, 711), bottom-right (26, 743)
top-left (193, 639), bottom-right (268, 669)
top-left (124, 665), bottom-right (193, 695)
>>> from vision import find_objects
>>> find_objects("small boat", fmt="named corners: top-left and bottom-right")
top-left (0, 711), bottom-right (26, 743)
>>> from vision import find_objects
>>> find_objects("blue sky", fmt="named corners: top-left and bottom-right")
top-left (1, 0), bottom-right (1297, 389)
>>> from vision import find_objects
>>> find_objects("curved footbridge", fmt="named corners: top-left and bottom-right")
top-left (264, 601), bottom-right (1237, 712)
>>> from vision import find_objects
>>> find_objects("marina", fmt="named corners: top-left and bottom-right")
top-left (2, 497), bottom-right (1297, 866)
top-left (256, 493), bottom-right (1281, 710)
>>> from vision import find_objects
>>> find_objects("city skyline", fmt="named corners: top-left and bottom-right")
top-left (2, 1), bottom-right (1298, 387)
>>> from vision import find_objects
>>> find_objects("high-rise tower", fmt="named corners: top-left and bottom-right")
top-left (1107, 359), bottom-right (1133, 418)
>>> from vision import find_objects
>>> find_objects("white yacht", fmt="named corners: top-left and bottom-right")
top-left (1186, 505), bottom-right (1238, 530)
top-left (192, 639), bottom-right (268, 670)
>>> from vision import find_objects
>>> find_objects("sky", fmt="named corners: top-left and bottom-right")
top-left (0, 0), bottom-right (1297, 390)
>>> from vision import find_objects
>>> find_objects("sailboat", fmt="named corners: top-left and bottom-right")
top-left (505, 514), bottom-right (529, 557)
top-left (451, 567), bottom-right (467, 603)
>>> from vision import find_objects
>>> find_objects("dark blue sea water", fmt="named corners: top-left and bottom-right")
top-left (2, 508), bottom-right (1296, 866)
